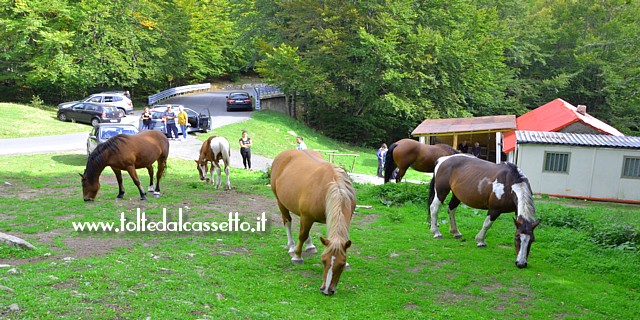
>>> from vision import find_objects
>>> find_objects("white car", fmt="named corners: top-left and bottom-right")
top-left (86, 123), bottom-right (139, 156)
top-left (58, 92), bottom-right (134, 115)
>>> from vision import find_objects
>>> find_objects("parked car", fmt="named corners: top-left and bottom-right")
top-left (225, 92), bottom-right (253, 111)
top-left (57, 102), bottom-right (122, 127)
top-left (86, 123), bottom-right (139, 155)
top-left (58, 91), bottom-right (134, 115)
top-left (141, 105), bottom-right (211, 136)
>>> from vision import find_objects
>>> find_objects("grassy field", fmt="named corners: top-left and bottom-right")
top-left (0, 103), bottom-right (90, 139)
top-left (0, 153), bottom-right (639, 319)
top-left (209, 110), bottom-right (428, 181)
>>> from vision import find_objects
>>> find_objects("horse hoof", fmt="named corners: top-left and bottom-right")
top-left (477, 243), bottom-right (487, 247)
top-left (288, 250), bottom-right (296, 257)
top-left (454, 234), bottom-right (463, 239)
top-left (303, 247), bottom-right (317, 257)
top-left (291, 257), bottom-right (303, 265)
top-left (433, 234), bottom-right (443, 239)
top-left (153, 192), bottom-right (161, 199)
top-left (140, 197), bottom-right (147, 201)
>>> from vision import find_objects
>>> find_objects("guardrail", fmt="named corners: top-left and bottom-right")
top-left (148, 83), bottom-right (211, 106)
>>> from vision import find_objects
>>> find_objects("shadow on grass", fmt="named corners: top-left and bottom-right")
top-left (51, 154), bottom-right (87, 167)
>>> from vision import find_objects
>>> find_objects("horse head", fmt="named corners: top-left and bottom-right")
top-left (194, 159), bottom-right (209, 181)
top-left (513, 216), bottom-right (540, 268)
top-left (80, 172), bottom-right (100, 202)
top-left (319, 237), bottom-right (351, 295)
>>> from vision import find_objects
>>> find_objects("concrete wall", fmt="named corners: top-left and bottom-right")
top-left (516, 144), bottom-right (640, 202)
top-left (258, 95), bottom-right (288, 114)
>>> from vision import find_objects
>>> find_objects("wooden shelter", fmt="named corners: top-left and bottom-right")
top-left (411, 115), bottom-right (517, 163)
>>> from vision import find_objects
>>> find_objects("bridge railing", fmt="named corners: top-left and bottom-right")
top-left (148, 83), bottom-right (211, 106)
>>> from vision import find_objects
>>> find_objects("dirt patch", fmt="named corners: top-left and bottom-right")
top-left (1, 188), bottom-right (278, 267)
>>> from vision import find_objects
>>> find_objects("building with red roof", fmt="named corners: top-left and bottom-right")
top-left (503, 98), bottom-right (623, 154)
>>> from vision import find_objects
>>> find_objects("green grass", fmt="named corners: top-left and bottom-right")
top-left (0, 103), bottom-right (90, 139)
top-left (210, 110), bottom-right (429, 181)
top-left (0, 153), bottom-right (639, 319)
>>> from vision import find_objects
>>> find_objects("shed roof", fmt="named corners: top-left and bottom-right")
top-left (504, 98), bottom-right (624, 153)
top-left (516, 130), bottom-right (640, 149)
top-left (412, 115), bottom-right (516, 136)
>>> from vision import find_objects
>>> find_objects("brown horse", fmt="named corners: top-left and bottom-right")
top-left (81, 130), bottom-right (169, 201)
top-left (427, 154), bottom-right (540, 268)
top-left (384, 139), bottom-right (458, 183)
top-left (270, 149), bottom-right (356, 295)
top-left (195, 136), bottom-right (231, 189)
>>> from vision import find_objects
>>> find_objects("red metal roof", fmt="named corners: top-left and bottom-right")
top-left (503, 99), bottom-right (624, 153)
top-left (412, 115), bottom-right (516, 136)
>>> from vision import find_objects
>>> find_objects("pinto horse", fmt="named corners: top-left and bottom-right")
top-left (81, 130), bottom-right (169, 201)
top-left (195, 136), bottom-right (231, 190)
top-left (427, 154), bottom-right (540, 268)
top-left (271, 149), bottom-right (356, 295)
top-left (384, 139), bottom-right (458, 183)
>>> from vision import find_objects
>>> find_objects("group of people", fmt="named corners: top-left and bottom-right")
top-left (139, 105), bottom-right (190, 141)
top-left (457, 140), bottom-right (483, 158)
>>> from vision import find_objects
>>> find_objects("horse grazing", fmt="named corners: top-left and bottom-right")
top-left (81, 130), bottom-right (169, 201)
top-left (195, 136), bottom-right (231, 190)
top-left (271, 149), bottom-right (356, 295)
top-left (427, 154), bottom-right (540, 268)
top-left (384, 139), bottom-right (458, 183)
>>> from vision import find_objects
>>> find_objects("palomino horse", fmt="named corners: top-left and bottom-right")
top-left (384, 139), bottom-right (458, 183)
top-left (270, 149), bottom-right (356, 295)
top-left (195, 136), bottom-right (231, 189)
top-left (81, 130), bottom-right (169, 201)
top-left (427, 154), bottom-right (540, 268)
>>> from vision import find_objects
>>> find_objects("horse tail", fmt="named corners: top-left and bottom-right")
top-left (427, 175), bottom-right (436, 211)
top-left (384, 143), bottom-right (398, 183)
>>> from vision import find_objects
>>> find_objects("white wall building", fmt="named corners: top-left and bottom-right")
top-left (512, 131), bottom-right (640, 203)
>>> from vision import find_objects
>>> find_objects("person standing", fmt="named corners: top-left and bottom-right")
top-left (376, 143), bottom-right (388, 178)
top-left (296, 136), bottom-right (307, 150)
top-left (458, 140), bottom-right (469, 153)
top-left (163, 106), bottom-right (178, 140)
top-left (471, 142), bottom-right (482, 158)
top-left (177, 106), bottom-right (189, 141)
top-left (239, 131), bottom-right (252, 170)
top-left (140, 106), bottom-right (152, 130)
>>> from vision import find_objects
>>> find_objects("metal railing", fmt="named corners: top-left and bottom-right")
top-left (148, 83), bottom-right (211, 106)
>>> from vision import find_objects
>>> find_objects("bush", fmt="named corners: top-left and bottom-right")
top-left (542, 206), bottom-right (639, 251)
top-left (375, 182), bottom-right (429, 206)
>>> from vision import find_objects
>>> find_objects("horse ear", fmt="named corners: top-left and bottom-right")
top-left (320, 237), bottom-right (330, 247)
top-left (343, 240), bottom-right (352, 250)
top-left (513, 216), bottom-right (521, 227)
top-left (532, 220), bottom-right (541, 229)
top-left (194, 160), bottom-right (199, 163)
top-left (79, 173), bottom-right (85, 179)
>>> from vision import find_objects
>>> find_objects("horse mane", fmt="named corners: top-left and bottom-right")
top-left (504, 162), bottom-right (536, 223)
top-left (323, 166), bottom-right (355, 256)
top-left (86, 135), bottom-right (124, 179)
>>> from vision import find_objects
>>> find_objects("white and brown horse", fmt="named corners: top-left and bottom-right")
top-left (427, 154), bottom-right (540, 268)
top-left (195, 136), bottom-right (231, 189)
top-left (270, 149), bottom-right (356, 295)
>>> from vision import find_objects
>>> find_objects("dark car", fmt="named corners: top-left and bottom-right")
top-left (141, 105), bottom-right (211, 136)
top-left (86, 123), bottom-right (139, 156)
top-left (225, 92), bottom-right (253, 111)
top-left (57, 102), bottom-right (122, 127)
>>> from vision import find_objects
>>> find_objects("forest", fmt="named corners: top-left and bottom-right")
top-left (1, 0), bottom-right (639, 145)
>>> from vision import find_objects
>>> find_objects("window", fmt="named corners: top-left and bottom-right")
top-left (622, 157), bottom-right (640, 178)
top-left (544, 152), bottom-right (569, 173)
